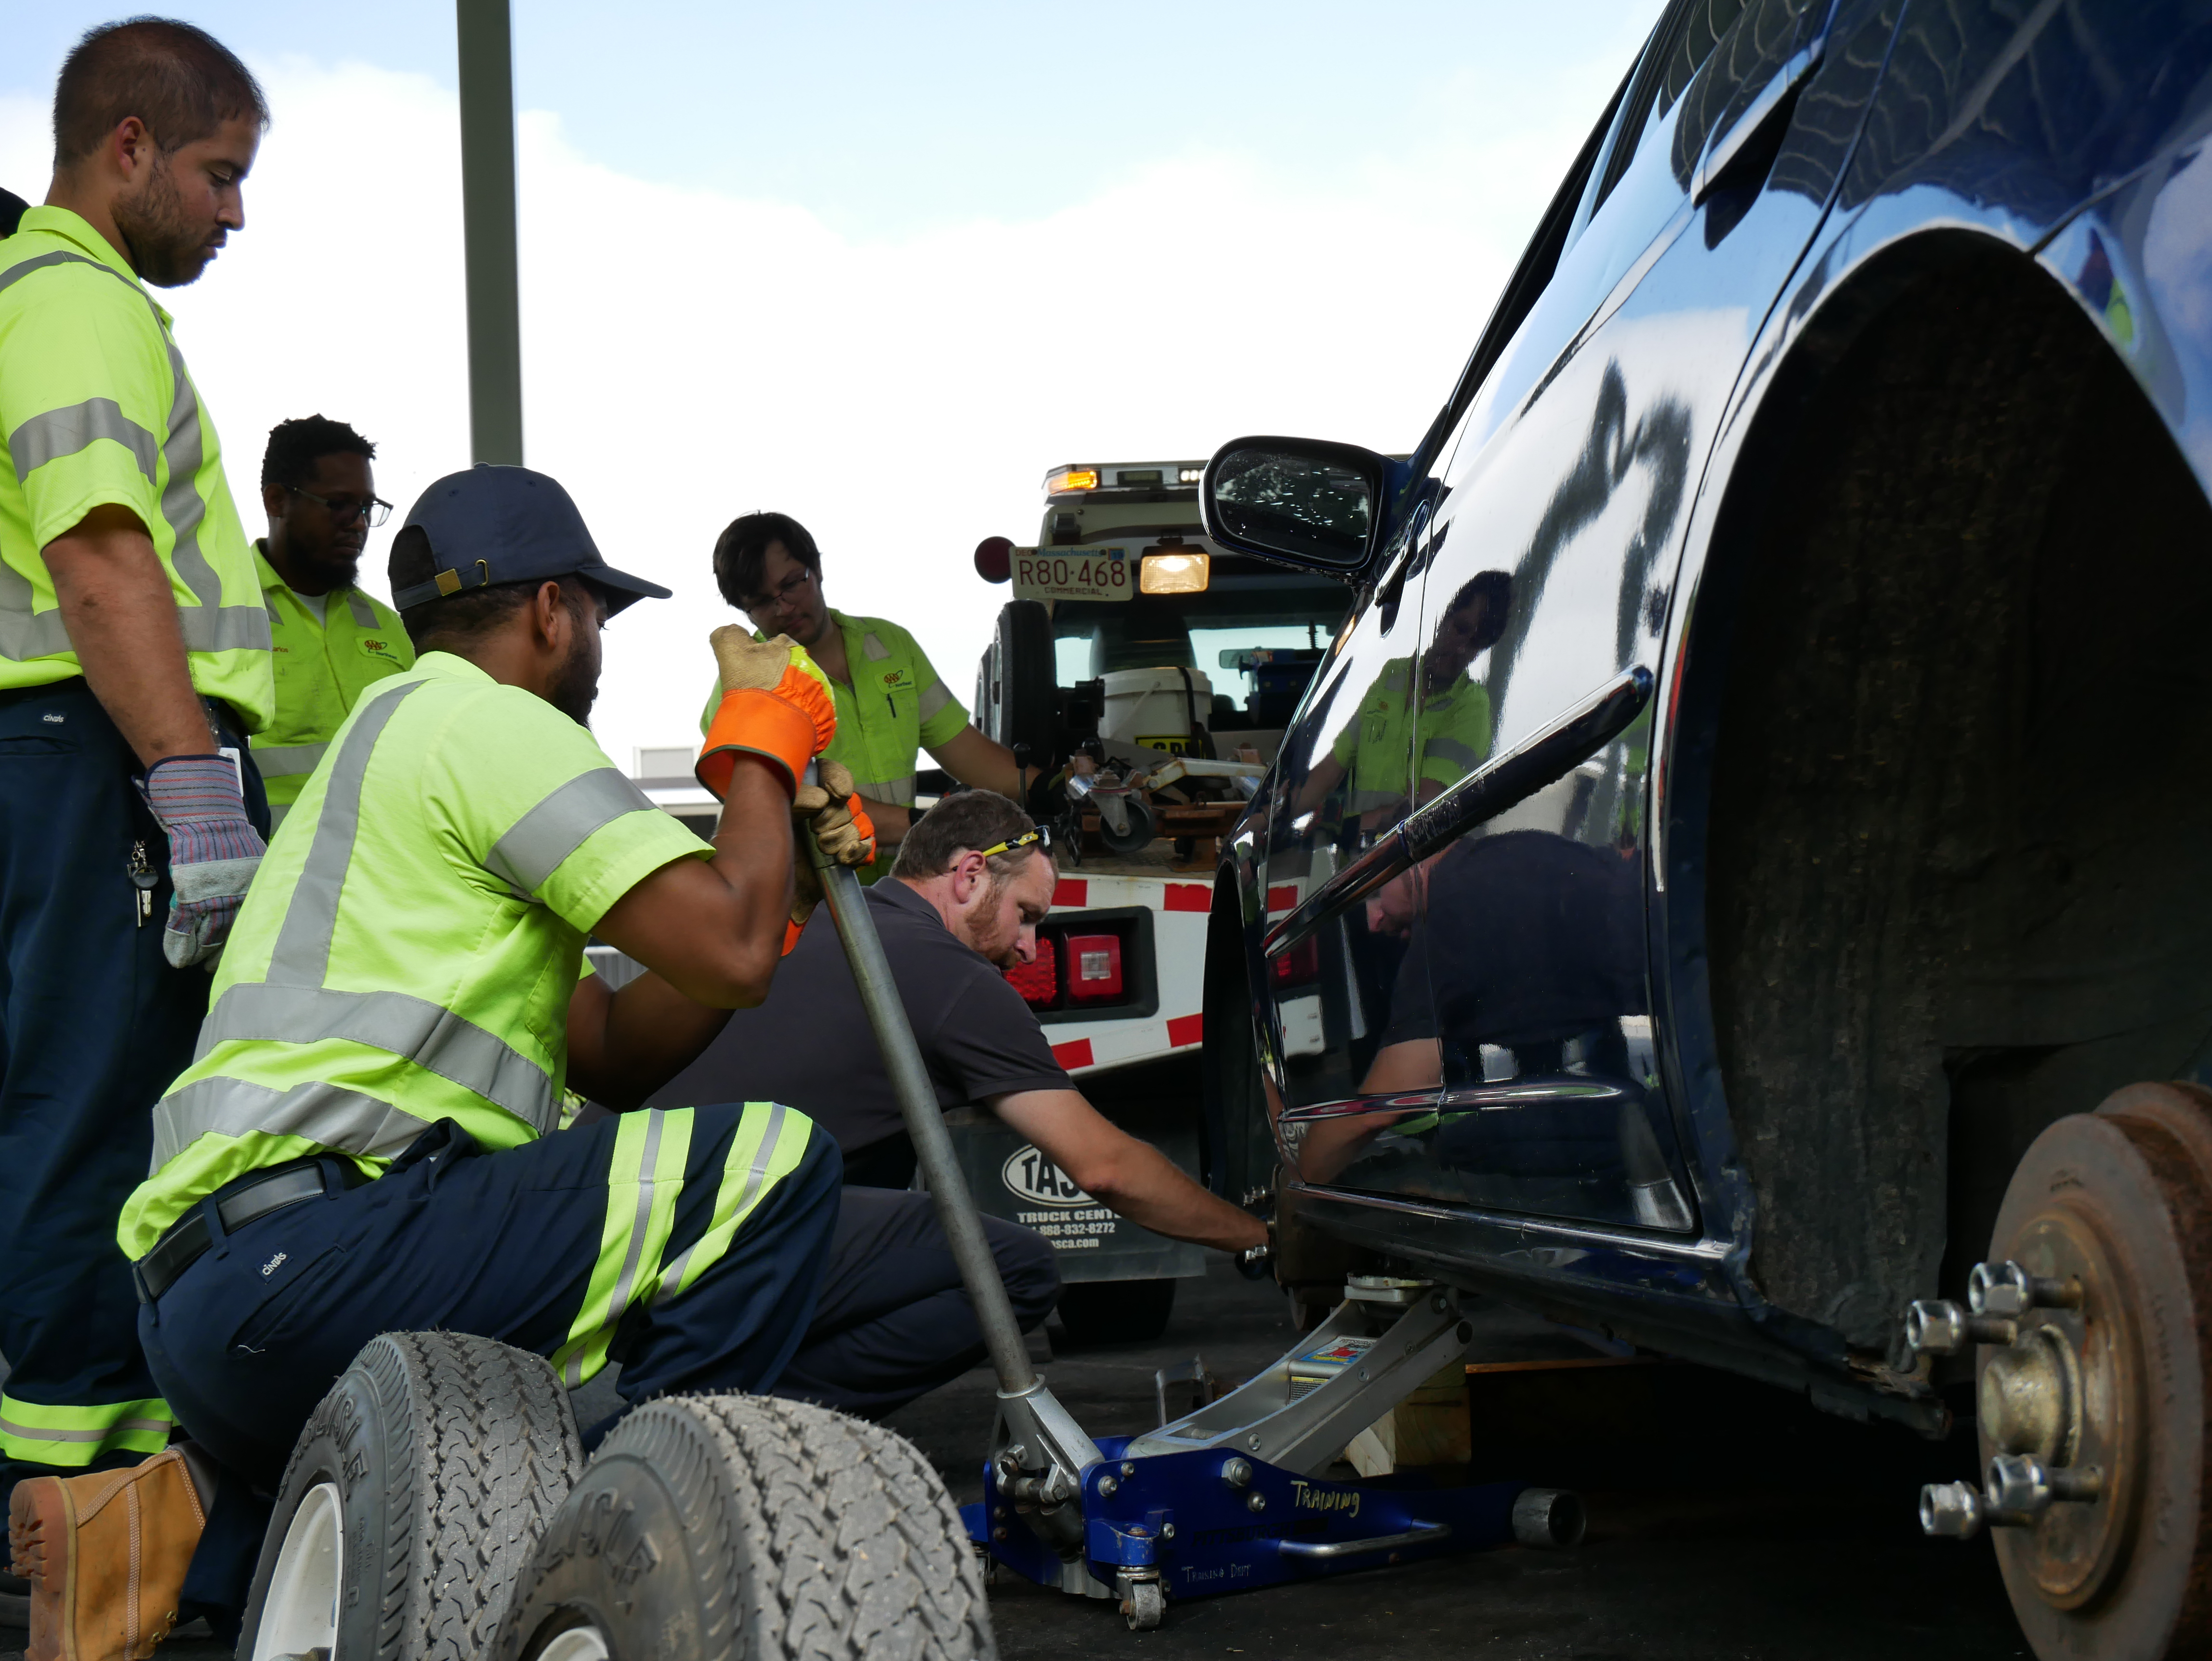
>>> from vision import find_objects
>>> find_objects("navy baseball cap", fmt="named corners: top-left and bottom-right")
top-left (390, 464), bottom-right (671, 617)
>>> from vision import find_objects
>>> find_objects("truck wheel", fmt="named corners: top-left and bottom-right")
top-left (1055, 1278), bottom-right (1176, 1347)
top-left (494, 1394), bottom-right (993, 1661)
top-left (1977, 1081), bottom-right (2212, 1661)
top-left (241, 1331), bottom-right (582, 1661)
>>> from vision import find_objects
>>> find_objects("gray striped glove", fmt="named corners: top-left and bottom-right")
top-left (142, 755), bottom-right (267, 968)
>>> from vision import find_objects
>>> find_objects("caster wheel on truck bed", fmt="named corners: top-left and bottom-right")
top-left (240, 1331), bottom-right (584, 1661)
top-left (494, 1394), bottom-right (995, 1661)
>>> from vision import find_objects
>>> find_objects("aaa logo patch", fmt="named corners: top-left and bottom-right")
top-left (879, 667), bottom-right (914, 693)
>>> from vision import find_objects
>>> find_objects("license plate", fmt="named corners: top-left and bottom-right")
top-left (1013, 547), bottom-right (1133, 602)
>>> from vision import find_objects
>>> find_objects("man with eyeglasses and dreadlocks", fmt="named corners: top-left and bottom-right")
top-left (248, 415), bottom-right (414, 830)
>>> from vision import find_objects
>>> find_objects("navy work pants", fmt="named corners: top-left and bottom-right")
top-left (142, 1107), bottom-right (842, 1632)
top-left (0, 679), bottom-right (264, 1500)
top-left (776, 1186), bottom-right (1059, 1420)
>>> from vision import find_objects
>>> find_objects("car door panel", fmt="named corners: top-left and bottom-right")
top-left (1293, 0), bottom-right (1850, 1232)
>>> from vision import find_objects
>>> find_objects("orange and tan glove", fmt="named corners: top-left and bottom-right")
top-left (781, 758), bottom-right (875, 955)
top-left (794, 756), bottom-right (876, 868)
top-left (697, 630), bottom-right (838, 800)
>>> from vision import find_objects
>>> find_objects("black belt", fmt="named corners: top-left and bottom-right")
top-left (133, 1157), bottom-right (366, 1304)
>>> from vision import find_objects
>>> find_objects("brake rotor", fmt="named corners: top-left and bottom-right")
top-left (1980, 1081), bottom-right (2212, 1661)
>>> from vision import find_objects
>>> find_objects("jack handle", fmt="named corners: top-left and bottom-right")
top-left (801, 786), bottom-right (1040, 1397)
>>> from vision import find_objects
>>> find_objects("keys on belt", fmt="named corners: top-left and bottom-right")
top-left (132, 1158), bottom-right (365, 1304)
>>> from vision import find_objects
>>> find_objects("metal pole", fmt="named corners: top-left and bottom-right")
top-left (456, 0), bottom-right (524, 465)
top-left (807, 838), bottom-right (1041, 1396)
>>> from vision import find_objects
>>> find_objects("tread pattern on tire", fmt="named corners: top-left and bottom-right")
top-left (520, 1393), bottom-right (995, 1661)
top-left (293, 1330), bottom-right (581, 1660)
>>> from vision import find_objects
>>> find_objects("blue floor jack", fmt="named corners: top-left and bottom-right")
top-left (811, 821), bottom-right (1587, 1634)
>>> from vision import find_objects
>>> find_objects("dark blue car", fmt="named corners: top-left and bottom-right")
top-left (1198, 3), bottom-right (2212, 1653)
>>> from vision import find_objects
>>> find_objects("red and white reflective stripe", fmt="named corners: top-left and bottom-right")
top-left (1052, 1010), bottom-right (1204, 1075)
top-left (1040, 871), bottom-right (1241, 1076)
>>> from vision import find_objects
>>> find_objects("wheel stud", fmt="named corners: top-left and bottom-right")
top-left (1921, 1481), bottom-right (1986, 1539)
top-left (1967, 1260), bottom-right (2082, 1317)
top-left (1905, 1299), bottom-right (2017, 1354)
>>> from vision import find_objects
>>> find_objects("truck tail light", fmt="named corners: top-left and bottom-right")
top-left (1272, 936), bottom-right (1320, 989)
top-left (1005, 936), bottom-right (1058, 1006)
top-left (1066, 933), bottom-right (1123, 1001)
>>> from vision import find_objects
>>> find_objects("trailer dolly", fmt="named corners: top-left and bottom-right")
top-left (810, 792), bottom-right (1586, 1632)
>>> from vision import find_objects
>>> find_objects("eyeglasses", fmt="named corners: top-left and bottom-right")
top-left (291, 486), bottom-right (394, 528)
top-left (975, 825), bottom-right (1050, 860)
top-left (741, 566), bottom-right (816, 615)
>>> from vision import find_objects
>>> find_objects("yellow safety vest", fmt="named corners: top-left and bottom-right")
top-left (1330, 659), bottom-right (1493, 814)
top-left (120, 650), bottom-right (720, 1258)
top-left (250, 544), bottom-right (413, 828)
top-left (0, 208), bottom-right (272, 726)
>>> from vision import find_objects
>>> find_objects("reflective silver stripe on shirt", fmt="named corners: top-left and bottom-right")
top-left (862, 631), bottom-right (891, 661)
top-left (1420, 736), bottom-right (1481, 771)
top-left (268, 801), bottom-right (291, 831)
top-left (343, 590), bottom-right (375, 628)
top-left (265, 679), bottom-right (426, 988)
top-left (150, 1075), bottom-right (434, 1172)
top-left (0, 249), bottom-right (272, 663)
top-left (486, 767), bottom-right (657, 895)
top-left (852, 775), bottom-right (916, 805)
top-left (656, 1102), bottom-right (787, 1303)
top-left (195, 982), bottom-right (557, 1134)
top-left (918, 676), bottom-right (953, 721)
top-left (8, 397), bottom-right (158, 481)
top-left (250, 739), bottom-right (329, 778)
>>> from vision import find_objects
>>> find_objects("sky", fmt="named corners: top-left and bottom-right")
top-left (6, 2), bottom-right (1664, 773)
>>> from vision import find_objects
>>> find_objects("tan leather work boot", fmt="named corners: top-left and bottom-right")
top-left (7, 1449), bottom-right (206, 1661)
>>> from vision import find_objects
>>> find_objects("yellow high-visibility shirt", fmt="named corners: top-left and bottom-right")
top-left (121, 651), bottom-right (713, 1258)
top-left (0, 208), bottom-right (272, 726)
top-left (250, 543), bottom-right (413, 829)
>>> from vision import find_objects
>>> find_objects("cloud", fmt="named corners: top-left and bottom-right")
top-left (3, 51), bottom-right (1615, 773)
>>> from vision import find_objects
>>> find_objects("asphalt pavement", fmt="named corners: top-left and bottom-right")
top-left (2, 1263), bottom-right (2033, 1660)
top-left (886, 1262), bottom-right (2034, 1661)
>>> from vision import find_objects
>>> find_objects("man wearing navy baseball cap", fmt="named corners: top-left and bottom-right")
top-left (57, 464), bottom-right (876, 1645)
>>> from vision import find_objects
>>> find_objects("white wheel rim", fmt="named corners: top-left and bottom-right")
top-left (539, 1623), bottom-right (613, 1661)
top-left (250, 1480), bottom-right (343, 1661)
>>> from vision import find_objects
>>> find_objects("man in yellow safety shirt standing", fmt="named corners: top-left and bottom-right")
top-left (249, 414), bottom-right (412, 829)
top-left (0, 18), bottom-right (275, 1538)
top-left (708, 511), bottom-right (1040, 878)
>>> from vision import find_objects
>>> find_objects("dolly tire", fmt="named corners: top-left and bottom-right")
top-left (239, 1331), bottom-right (583, 1661)
top-left (495, 1394), bottom-right (996, 1661)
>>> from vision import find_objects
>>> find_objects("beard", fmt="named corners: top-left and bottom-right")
top-left (112, 155), bottom-right (220, 288)
top-left (293, 542), bottom-right (363, 592)
top-left (548, 629), bottom-right (601, 725)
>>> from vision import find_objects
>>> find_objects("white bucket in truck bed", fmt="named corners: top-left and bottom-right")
top-left (1101, 667), bottom-right (1212, 748)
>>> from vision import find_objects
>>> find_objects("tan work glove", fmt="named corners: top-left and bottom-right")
top-left (696, 630), bottom-right (837, 799)
top-left (793, 756), bottom-right (875, 868)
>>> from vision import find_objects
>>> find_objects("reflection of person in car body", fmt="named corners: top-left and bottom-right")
top-left (1292, 828), bottom-right (1648, 1193)
top-left (1294, 570), bottom-right (1511, 826)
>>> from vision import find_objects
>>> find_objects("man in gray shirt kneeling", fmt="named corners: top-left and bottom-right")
top-left (654, 791), bottom-right (1264, 1417)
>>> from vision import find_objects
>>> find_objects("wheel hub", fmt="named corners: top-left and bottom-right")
top-left (1979, 1323), bottom-right (2080, 1468)
top-left (1983, 1205), bottom-right (2134, 1610)
top-left (1953, 1081), bottom-right (2212, 1661)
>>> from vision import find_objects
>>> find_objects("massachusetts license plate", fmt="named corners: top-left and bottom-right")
top-left (1013, 547), bottom-right (1133, 602)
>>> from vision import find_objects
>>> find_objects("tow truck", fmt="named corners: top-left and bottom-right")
top-left (952, 458), bottom-right (1350, 1345)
